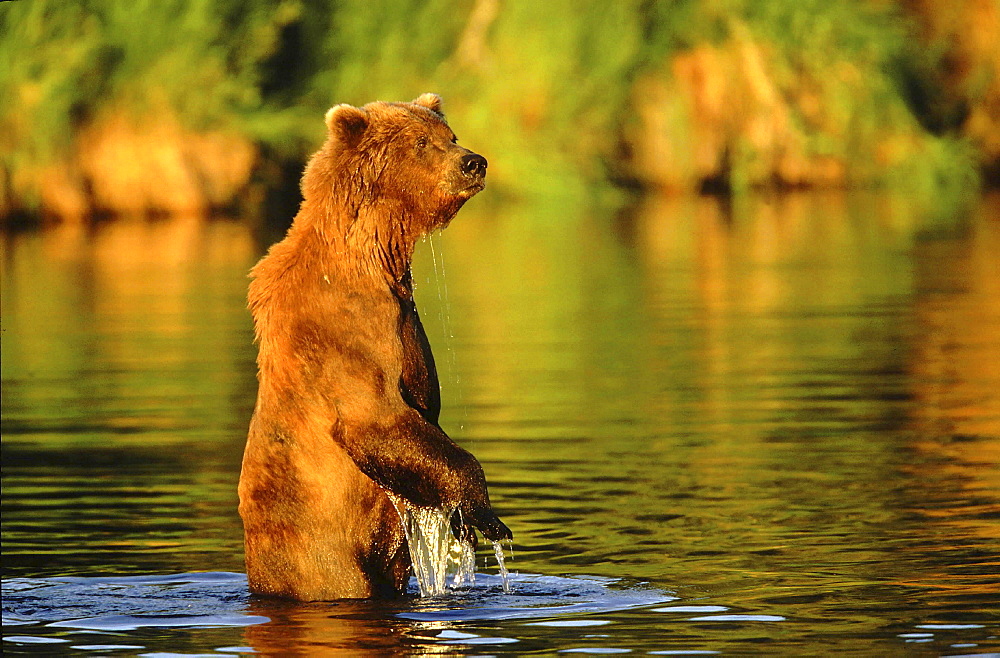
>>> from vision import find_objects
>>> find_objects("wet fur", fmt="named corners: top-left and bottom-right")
top-left (238, 95), bottom-right (508, 601)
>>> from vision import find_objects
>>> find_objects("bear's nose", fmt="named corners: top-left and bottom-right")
top-left (460, 153), bottom-right (487, 178)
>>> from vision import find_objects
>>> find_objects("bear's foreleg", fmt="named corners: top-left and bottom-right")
top-left (333, 408), bottom-right (511, 542)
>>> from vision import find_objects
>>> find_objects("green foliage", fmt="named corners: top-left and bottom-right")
top-left (316, 0), bottom-right (468, 105)
top-left (0, 0), bottom-right (293, 157)
top-left (0, 0), bottom-right (990, 217)
top-left (635, 0), bottom-right (979, 194)
top-left (0, 2), bottom-right (103, 165)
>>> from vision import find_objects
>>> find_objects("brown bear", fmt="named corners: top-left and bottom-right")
top-left (238, 93), bottom-right (511, 601)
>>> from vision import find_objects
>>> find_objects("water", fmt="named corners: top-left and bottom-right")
top-left (386, 494), bottom-right (514, 596)
top-left (387, 495), bottom-right (477, 596)
top-left (493, 541), bottom-right (514, 594)
top-left (2, 191), bottom-right (1000, 654)
top-left (2, 571), bottom-right (669, 653)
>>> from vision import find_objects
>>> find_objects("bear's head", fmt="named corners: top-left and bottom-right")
top-left (304, 94), bottom-right (487, 244)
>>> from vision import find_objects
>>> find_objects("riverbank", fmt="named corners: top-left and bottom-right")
top-left (2, 0), bottom-right (996, 222)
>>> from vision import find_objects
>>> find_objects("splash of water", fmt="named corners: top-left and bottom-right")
top-left (388, 494), bottom-right (515, 596)
top-left (388, 494), bottom-right (475, 596)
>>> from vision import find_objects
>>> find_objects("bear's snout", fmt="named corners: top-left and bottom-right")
top-left (460, 153), bottom-right (488, 179)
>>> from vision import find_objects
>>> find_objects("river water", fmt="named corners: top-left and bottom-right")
top-left (2, 191), bottom-right (998, 655)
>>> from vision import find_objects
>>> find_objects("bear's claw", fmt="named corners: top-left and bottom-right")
top-left (468, 507), bottom-right (513, 543)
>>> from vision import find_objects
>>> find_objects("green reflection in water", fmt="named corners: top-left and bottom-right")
top-left (2, 192), bottom-right (998, 654)
top-left (2, 217), bottom-right (257, 577)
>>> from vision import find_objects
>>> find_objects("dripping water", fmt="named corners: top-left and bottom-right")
top-left (427, 235), bottom-right (450, 332)
top-left (388, 493), bottom-right (513, 596)
top-left (388, 493), bottom-right (474, 596)
top-left (427, 235), bottom-right (465, 431)
top-left (493, 540), bottom-right (513, 594)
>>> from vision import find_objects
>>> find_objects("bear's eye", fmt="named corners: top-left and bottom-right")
top-left (416, 135), bottom-right (428, 149)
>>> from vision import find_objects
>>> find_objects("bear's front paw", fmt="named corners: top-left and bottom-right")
top-left (464, 504), bottom-right (512, 543)
top-left (450, 512), bottom-right (479, 549)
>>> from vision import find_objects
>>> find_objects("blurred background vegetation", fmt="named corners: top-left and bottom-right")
top-left (1, 0), bottom-right (997, 223)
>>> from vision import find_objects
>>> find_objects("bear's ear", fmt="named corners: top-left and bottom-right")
top-left (325, 104), bottom-right (369, 145)
top-left (412, 93), bottom-right (444, 116)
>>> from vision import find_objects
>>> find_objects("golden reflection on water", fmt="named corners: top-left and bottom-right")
top-left (909, 198), bottom-right (1000, 438)
top-left (2, 215), bottom-right (257, 445)
top-left (243, 600), bottom-right (415, 656)
top-left (426, 190), bottom-right (1000, 442)
top-left (2, 191), bottom-right (998, 652)
top-left (2, 215), bottom-right (258, 576)
top-left (900, 195), bottom-right (1000, 580)
top-left (415, 190), bottom-right (999, 606)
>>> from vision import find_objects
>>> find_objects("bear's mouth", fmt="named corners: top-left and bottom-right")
top-left (456, 180), bottom-right (485, 198)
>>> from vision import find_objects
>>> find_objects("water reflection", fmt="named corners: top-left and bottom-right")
top-left (1, 572), bottom-right (668, 654)
top-left (2, 216), bottom-right (256, 578)
top-left (2, 191), bottom-right (999, 654)
top-left (414, 190), bottom-right (1000, 650)
top-left (242, 573), bottom-right (667, 655)
top-left (245, 598), bottom-right (419, 655)
top-left (894, 197), bottom-right (1000, 608)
